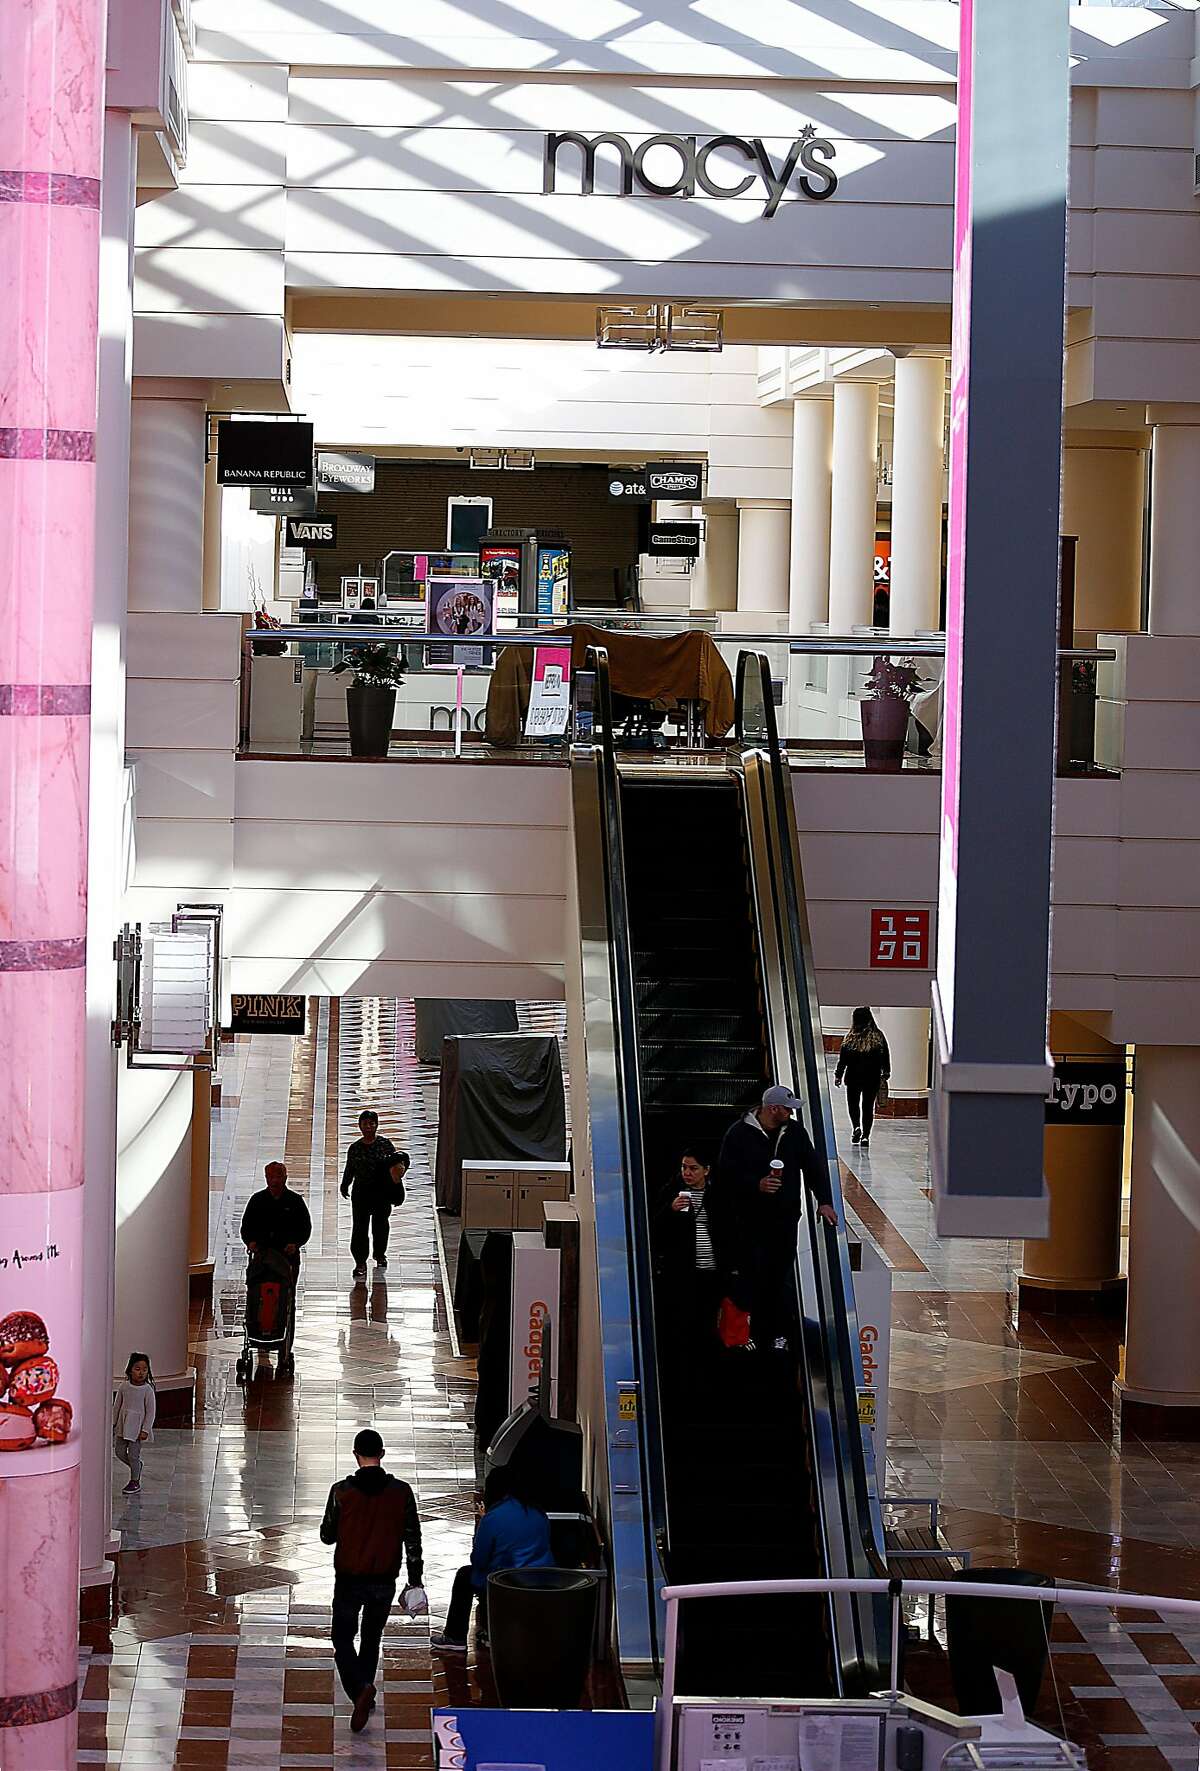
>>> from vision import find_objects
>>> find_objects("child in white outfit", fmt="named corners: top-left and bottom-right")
top-left (113, 1351), bottom-right (156, 1494)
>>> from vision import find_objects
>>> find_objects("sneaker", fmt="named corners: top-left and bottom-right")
top-left (350, 1682), bottom-right (375, 1733)
top-left (352, 1264), bottom-right (367, 1281)
top-left (860, 1137), bottom-right (870, 1148)
top-left (431, 1634), bottom-right (467, 1655)
top-left (122, 1480), bottom-right (141, 1494)
top-left (851, 1128), bottom-right (862, 1144)
top-left (373, 1256), bottom-right (387, 1270)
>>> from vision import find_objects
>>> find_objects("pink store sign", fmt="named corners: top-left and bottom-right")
top-left (0, 1189), bottom-right (82, 1474)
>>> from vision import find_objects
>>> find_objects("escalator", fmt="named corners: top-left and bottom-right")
top-left (572, 646), bottom-right (889, 1697)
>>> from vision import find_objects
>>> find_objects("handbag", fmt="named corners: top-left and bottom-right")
top-left (877, 1079), bottom-right (890, 1110)
top-left (717, 1295), bottom-right (752, 1349)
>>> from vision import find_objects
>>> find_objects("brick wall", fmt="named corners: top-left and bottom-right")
top-left (311, 460), bottom-right (641, 607)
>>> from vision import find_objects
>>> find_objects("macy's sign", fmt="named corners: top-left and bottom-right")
top-left (543, 127), bottom-right (838, 218)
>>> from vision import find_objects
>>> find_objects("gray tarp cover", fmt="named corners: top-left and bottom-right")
top-left (413, 999), bottom-right (518, 1065)
top-left (435, 1034), bottom-right (567, 1213)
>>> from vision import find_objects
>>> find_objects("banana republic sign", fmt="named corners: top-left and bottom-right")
top-left (543, 125), bottom-right (838, 218)
top-left (230, 994), bottom-right (307, 1036)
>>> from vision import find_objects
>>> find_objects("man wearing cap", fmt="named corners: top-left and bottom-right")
top-left (320, 1428), bottom-right (425, 1734)
top-left (716, 1085), bottom-right (839, 1353)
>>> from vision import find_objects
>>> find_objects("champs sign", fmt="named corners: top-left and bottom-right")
top-left (543, 127), bottom-right (837, 217)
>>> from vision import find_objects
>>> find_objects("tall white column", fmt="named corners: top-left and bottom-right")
top-left (874, 1007), bottom-right (930, 1104)
top-left (828, 380), bottom-right (880, 631)
top-left (1121, 1048), bottom-right (1200, 1428)
top-left (129, 393), bottom-right (208, 613)
top-left (889, 355), bottom-right (945, 636)
top-left (789, 399), bottom-right (833, 629)
top-left (81, 108), bottom-right (136, 1609)
top-left (736, 499), bottom-right (791, 614)
top-left (1147, 415), bottom-right (1200, 638)
top-left (691, 505), bottom-right (738, 612)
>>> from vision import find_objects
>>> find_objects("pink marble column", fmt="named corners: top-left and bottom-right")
top-left (0, 3), bottom-right (106, 1764)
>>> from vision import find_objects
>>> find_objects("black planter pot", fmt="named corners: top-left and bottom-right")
top-left (487, 1568), bottom-right (599, 1708)
top-left (945, 1567), bottom-right (1055, 1718)
top-left (346, 682), bottom-right (396, 757)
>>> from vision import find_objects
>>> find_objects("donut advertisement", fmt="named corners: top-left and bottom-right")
top-left (0, 1188), bottom-right (82, 1473)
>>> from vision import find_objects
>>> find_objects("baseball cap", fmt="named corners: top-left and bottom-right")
top-left (762, 1084), bottom-right (803, 1110)
top-left (354, 1429), bottom-right (385, 1459)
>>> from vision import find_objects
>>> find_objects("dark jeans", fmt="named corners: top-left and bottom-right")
top-left (746, 1243), bottom-right (798, 1349)
top-left (350, 1189), bottom-right (391, 1267)
top-left (444, 1565), bottom-right (488, 1643)
top-left (331, 1574), bottom-right (395, 1699)
top-left (847, 1080), bottom-right (878, 1139)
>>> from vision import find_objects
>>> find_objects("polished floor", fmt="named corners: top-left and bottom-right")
top-left (79, 1005), bottom-right (1200, 1767)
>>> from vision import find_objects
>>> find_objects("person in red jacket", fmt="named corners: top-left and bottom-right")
top-left (320, 1428), bottom-right (424, 1734)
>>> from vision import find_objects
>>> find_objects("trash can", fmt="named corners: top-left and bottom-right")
top-left (487, 1568), bottom-right (600, 1709)
top-left (945, 1568), bottom-right (1055, 1719)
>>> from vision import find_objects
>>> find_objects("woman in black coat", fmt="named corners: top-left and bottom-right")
top-left (834, 1007), bottom-right (891, 1148)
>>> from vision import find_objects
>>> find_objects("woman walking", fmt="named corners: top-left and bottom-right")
top-left (834, 1009), bottom-right (891, 1148)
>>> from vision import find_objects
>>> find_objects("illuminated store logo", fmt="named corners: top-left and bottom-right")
top-left (543, 128), bottom-right (838, 218)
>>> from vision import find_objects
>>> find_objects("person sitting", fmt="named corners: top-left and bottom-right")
top-left (431, 1466), bottom-right (554, 1654)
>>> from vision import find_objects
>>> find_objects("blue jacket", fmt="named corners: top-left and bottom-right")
top-left (470, 1497), bottom-right (555, 1593)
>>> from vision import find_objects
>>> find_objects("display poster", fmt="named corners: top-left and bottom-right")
top-left (434, 1709), bottom-right (653, 1771)
top-left (316, 450), bottom-right (375, 494)
top-left (0, 1188), bottom-right (82, 1474)
top-left (217, 420), bottom-right (313, 487)
top-left (537, 545), bottom-right (570, 619)
top-left (480, 543), bottom-right (522, 630)
top-left (508, 1236), bottom-right (560, 1412)
top-left (853, 1241), bottom-right (891, 1451)
top-left (426, 575), bottom-right (494, 667)
top-left (524, 645), bottom-right (573, 740)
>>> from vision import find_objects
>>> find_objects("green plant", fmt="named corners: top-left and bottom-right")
top-left (331, 644), bottom-right (405, 690)
top-left (865, 654), bottom-right (920, 703)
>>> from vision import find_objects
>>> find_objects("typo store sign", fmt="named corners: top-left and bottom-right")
top-left (1045, 1062), bottom-right (1126, 1127)
top-left (544, 129), bottom-right (838, 217)
top-left (217, 420), bottom-right (314, 487)
top-left (285, 514), bottom-right (338, 548)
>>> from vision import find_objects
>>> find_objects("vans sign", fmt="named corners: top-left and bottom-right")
top-left (1045, 1062), bottom-right (1126, 1127)
top-left (285, 515), bottom-right (338, 549)
top-left (543, 128), bottom-right (838, 218)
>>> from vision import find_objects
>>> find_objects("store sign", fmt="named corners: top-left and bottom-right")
top-left (230, 993), bottom-right (307, 1036)
top-left (647, 461), bottom-right (704, 498)
top-left (509, 1239), bottom-right (560, 1412)
top-left (543, 130), bottom-right (838, 216)
top-left (216, 420), bottom-right (313, 487)
top-left (870, 908), bottom-right (930, 969)
top-left (648, 521), bottom-right (701, 559)
top-left (1045, 1062), bottom-right (1126, 1127)
top-left (608, 469), bottom-right (649, 501)
top-left (316, 450), bottom-right (375, 494)
top-left (251, 486), bottom-right (317, 516)
top-left (285, 514), bottom-right (338, 549)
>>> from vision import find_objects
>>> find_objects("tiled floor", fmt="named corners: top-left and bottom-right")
top-left (79, 1009), bottom-right (1200, 1768)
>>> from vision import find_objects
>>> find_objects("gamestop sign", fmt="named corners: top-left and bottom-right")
top-left (543, 129), bottom-right (838, 216)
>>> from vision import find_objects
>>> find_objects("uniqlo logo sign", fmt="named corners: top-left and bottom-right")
top-left (870, 909), bottom-right (930, 969)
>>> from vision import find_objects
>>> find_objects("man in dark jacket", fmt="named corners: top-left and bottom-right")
top-left (320, 1428), bottom-right (424, 1733)
top-left (341, 1109), bottom-right (400, 1281)
top-left (717, 1085), bottom-right (839, 1353)
top-left (240, 1162), bottom-right (312, 1362)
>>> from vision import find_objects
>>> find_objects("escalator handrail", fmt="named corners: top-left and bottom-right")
top-left (583, 644), bottom-right (672, 1641)
top-left (733, 650), bottom-right (890, 1681)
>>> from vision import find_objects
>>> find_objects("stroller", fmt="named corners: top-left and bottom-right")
top-left (236, 1245), bottom-right (297, 1382)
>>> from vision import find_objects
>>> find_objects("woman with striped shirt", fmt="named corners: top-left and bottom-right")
top-left (653, 1147), bottom-right (726, 1363)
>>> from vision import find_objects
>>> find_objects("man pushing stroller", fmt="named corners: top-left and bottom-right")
top-left (240, 1161), bottom-right (312, 1374)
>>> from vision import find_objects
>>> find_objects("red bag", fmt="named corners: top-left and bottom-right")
top-left (256, 1280), bottom-right (283, 1338)
top-left (718, 1296), bottom-right (752, 1349)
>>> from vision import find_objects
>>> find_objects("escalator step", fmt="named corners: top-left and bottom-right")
top-left (638, 1010), bottom-right (760, 1043)
top-left (642, 1075), bottom-right (764, 1107)
top-left (639, 1041), bottom-right (761, 1075)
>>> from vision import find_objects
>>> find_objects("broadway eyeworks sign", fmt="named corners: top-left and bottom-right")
top-left (543, 128), bottom-right (838, 217)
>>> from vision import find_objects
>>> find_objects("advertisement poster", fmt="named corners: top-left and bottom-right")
top-left (426, 575), bottom-right (494, 668)
top-left (537, 545), bottom-right (570, 619)
top-left (434, 1710), bottom-right (653, 1771)
top-left (0, 1188), bottom-right (82, 1474)
top-left (480, 543), bottom-right (522, 630)
top-left (524, 644), bottom-right (572, 739)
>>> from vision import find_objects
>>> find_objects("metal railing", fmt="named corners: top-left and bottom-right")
top-left (655, 1573), bottom-right (1200, 1771)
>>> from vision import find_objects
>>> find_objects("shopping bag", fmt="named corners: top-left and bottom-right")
top-left (877, 1080), bottom-right (890, 1110)
top-left (400, 1584), bottom-right (429, 1617)
top-left (717, 1295), bottom-right (752, 1349)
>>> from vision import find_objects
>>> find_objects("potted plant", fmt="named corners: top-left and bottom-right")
top-left (860, 654), bottom-right (920, 772)
top-left (331, 643), bottom-right (405, 757)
